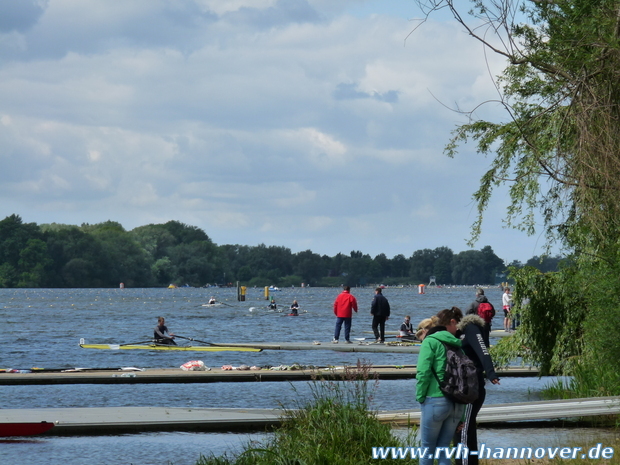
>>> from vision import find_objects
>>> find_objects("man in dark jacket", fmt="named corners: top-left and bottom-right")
top-left (465, 288), bottom-right (495, 346)
top-left (370, 287), bottom-right (390, 343)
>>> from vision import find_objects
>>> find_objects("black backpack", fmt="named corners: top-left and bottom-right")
top-left (432, 341), bottom-right (479, 404)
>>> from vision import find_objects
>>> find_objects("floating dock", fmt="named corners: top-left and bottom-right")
top-left (2, 397), bottom-right (618, 435)
top-left (0, 366), bottom-right (538, 385)
top-left (167, 341), bottom-right (424, 353)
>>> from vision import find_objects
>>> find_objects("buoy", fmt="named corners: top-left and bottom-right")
top-left (418, 284), bottom-right (425, 294)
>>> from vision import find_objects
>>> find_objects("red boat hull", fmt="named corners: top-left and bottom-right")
top-left (0, 422), bottom-right (55, 436)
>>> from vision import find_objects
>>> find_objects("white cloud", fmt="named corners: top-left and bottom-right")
top-left (198, 0), bottom-right (278, 15)
top-left (0, 0), bottom-right (552, 262)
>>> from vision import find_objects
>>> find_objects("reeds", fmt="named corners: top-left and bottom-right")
top-left (196, 360), bottom-right (418, 464)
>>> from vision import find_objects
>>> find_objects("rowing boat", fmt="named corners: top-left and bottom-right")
top-left (0, 422), bottom-right (55, 436)
top-left (80, 343), bottom-right (261, 352)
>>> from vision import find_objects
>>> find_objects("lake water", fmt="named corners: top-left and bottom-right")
top-left (1, 286), bottom-right (615, 465)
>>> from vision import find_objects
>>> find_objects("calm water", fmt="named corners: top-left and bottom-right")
top-left (1, 286), bottom-right (613, 465)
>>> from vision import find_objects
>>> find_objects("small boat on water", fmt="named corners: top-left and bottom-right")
top-left (0, 422), bottom-right (55, 437)
top-left (79, 338), bottom-right (261, 352)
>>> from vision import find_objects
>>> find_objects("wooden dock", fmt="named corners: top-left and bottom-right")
top-left (378, 396), bottom-right (620, 426)
top-left (1, 397), bottom-right (618, 435)
top-left (0, 366), bottom-right (538, 385)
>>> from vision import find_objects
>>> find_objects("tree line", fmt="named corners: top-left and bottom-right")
top-left (0, 214), bottom-right (561, 288)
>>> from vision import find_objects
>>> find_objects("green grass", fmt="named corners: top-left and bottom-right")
top-left (196, 361), bottom-right (419, 465)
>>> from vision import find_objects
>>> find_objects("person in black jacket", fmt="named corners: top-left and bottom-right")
top-left (453, 312), bottom-right (500, 465)
top-left (370, 287), bottom-right (390, 343)
top-left (465, 288), bottom-right (495, 346)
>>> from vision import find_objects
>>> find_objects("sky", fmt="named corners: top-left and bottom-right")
top-left (0, 0), bottom-right (554, 264)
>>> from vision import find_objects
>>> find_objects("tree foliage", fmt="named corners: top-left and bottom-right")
top-left (0, 214), bottom-right (539, 288)
top-left (416, 0), bottom-right (620, 251)
top-left (414, 0), bottom-right (620, 394)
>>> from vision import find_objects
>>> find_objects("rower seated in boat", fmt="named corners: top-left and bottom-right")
top-left (399, 315), bottom-right (416, 340)
top-left (290, 300), bottom-right (299, 316)
top-left (154, 316), bottom-right (177, 345)
top-left (208, 296), bottom-right (216, 305)
top-left (268, 298), bottom-right (277, 310)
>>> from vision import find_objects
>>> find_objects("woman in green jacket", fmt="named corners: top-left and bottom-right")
top-left (415, 307), bottom-right (465, 465)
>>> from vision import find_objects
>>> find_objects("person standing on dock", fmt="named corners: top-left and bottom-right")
top-left (154, 317), bottom-right (176, 345)
top-left (415, 307), bottom-right (465, 465)
top-left (502, 287), bottom-right (513, 332)
top-left (370, 287), bottom-right (390, 343)
top-left (332, 286), bottom-right (358, 343)
top-left (465, 288), bottom-right (495, 346)
top-left (453, 311), bottom-right (500, 465)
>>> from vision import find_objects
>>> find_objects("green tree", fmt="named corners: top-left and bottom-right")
top-left (130, 224), bottom-right (176, 259)
top-left (525, 255), bottom-right (566, 273)
top-left (432, 246), bottom-right (454, 284)
top-left (0, 214), bottom-right (44, 286)
top-left (373, 253), bottom-right (391, 278)
top-left (390, 254), bottom-right (410, 277)
top-left (409, 248), bottom-right (435, 283)
top-left (293, 250), bottom-right (326, 284)
top-left (415, 0), bottom-right (620, 249)
top-left (85, 221), bottom-right (153, 287)
top-left (451, 250), bottom-right (487, 285)
top-left (44, 225), bottom-right (107, 287)
top-left (414, 0), bottom-right (620, 394)
top-left (17, 238), bottom-right (53, 287)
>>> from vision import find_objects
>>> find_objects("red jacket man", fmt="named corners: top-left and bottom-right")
top-left (332, 286), bottom-right (358, 343)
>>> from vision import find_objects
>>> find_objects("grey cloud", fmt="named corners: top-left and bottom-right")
top-left (0, 0), bottom-right (48, 33)
top-left (333, 83), bottom-right (400, 103)
top-left (1, 1), bottom-right (218, 60)
top-left (224, 0), bottom-right (322, 28)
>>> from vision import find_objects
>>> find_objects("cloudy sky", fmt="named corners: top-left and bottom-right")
top-left (0, 0), bottom-right (552, 263)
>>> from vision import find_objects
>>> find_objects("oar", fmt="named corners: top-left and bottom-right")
top-left (120, 340), bottom-right (155, 346)
top-left (219, 301), bottom-right (234, 308)
top-left (174, 335), bottom-right (221, 347)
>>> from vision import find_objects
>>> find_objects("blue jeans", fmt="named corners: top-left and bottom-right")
top-left (334, 317), bottom-right (352, 341)
top-left (420, 396), bottom-right (464, 465)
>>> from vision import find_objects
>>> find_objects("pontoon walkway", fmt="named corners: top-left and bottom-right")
top-left (0, 366), bottom-right (537, 385)
top-left (2, 397), bottom-right (618, 435)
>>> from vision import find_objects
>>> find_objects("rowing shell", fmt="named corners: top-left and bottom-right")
top-left (0, 422), bottom-right (55, 436)
top-left (80, 344), bottom-right (261, 352)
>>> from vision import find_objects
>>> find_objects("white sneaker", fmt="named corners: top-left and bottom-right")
top-left (332, 339), bottom-right (338, 344)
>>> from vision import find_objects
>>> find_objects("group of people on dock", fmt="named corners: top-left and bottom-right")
top-left (329, 286), bottom-right (503, 465)
top-left (154, 285), bottom-right (507, 464)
